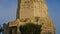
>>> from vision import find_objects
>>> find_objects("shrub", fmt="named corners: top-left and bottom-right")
top-left (19, 23), bottom-right (42, 34)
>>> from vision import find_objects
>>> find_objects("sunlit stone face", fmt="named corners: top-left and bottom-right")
top-left (20, 0), bottom-right (34, 19)
top-left (19, 0), bottom-right (48, 19)
top-left (34, 0), bottom-right (48, 17)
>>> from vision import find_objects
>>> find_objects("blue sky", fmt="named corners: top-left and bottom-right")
top-left (0, 0), bottom-right (60, 34)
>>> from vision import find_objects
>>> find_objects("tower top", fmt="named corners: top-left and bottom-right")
top-left (16, 0), bottom-right (48, 20)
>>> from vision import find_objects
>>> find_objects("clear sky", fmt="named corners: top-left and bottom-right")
top-left (0, 0), bottom-right (60, 34)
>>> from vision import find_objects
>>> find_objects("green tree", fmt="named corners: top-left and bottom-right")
top-left (0, 25), bottom-right (3, 33)
top-left (19, 23), bottom-right (42, 34)
top-left (0, 28), bottom-right (3, 33)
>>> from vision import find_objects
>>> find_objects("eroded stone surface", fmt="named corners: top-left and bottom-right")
top-left (3, 0), bottom-right (55, 34)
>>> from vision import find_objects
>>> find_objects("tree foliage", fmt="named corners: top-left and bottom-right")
top-left (0, 27), bottom-right (3, 33)
top-left (19, 23), bottom-right (42, 34)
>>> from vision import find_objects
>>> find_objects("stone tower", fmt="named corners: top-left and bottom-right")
top-left (2, 0), bottom-right (55, 34)
top-left (17, 0), bottom-right (49, 20)
top-left (16, 0), bottom-right (55, 34)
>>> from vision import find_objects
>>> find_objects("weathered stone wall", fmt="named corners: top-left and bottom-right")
top-left (17, 0), bottom-right (49, 20)
top-left (3, 0), bottom-right (55, 34)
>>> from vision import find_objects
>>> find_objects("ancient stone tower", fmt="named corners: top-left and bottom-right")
top-left (3, 0), bottom-right (55, 34)
top-left (16, 0), bottom-right (55, 34)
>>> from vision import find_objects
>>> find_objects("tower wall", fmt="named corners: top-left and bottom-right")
top-left (3, 0), bottom-right (55, 34)
top-left (16, 0), bottom-right (49, 20)
top-left (16, 0), bottom-right (55, 34)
